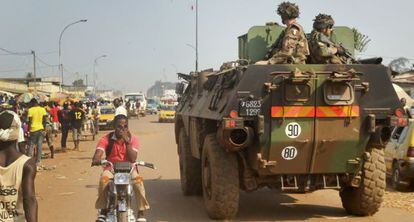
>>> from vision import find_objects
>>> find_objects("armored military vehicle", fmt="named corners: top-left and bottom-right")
top-left (174, 23), bottom-right (407, 220)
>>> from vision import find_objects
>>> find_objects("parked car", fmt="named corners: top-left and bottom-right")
top-left (158, 105), bottom-right (175, 123)
top-left (385, 119), bottom-right (414, 191)
top-left (98, 106), bottom-right (115, 130)
top-left (146, 103), bottom-right (158, 115)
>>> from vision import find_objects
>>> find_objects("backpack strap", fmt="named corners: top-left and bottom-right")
top-left (105, 132), bottom-right (115, 160)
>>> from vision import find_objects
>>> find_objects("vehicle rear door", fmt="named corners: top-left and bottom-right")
top-left (310, 72), bottom-right (363, 173)
top-left (267, 72), bottom-right (316, 174)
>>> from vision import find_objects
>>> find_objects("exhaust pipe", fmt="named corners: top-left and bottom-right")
top-left (217, 127), bottom-right (254, 152)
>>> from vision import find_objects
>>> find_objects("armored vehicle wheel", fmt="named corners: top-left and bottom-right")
top-left (202, 133), bottom-right (239, 220)
top-left (178, 128), bottom-right (202, 195)
top-left (340, 148), bottom-right (386, 216)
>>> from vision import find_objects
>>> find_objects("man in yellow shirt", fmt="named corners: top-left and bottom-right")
top-left (27, 99), bottom-right (47, 165)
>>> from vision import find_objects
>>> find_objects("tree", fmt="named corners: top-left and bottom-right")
top-left (352, 28), bottom-right (371, 53)
top-left (72, 79), bottom-right (85, 87)
top-left (26, 72), bottom-right (33, 79)
top-left (389, 57), bottom-right (412, 74)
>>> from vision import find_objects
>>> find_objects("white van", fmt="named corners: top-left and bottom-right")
top-left (124, 92), bottom-right (147, 116)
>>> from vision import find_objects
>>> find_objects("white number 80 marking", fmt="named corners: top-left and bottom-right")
top-left (281, 146), bottom-right (298, 160)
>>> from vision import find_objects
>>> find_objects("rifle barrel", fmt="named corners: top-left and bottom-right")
top-left (358, 57), bottom-right (383, 64)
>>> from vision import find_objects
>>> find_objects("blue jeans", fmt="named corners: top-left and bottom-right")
top-left (28, 130), bottom-right (44, 163)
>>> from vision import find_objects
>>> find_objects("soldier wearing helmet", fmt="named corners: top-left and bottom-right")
top-left (257, 2), bottom-right (309, 65)
top-left (309, 14), bottom-right (351, 64)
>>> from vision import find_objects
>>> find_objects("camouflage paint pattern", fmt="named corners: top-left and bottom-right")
top-left (176, 63), bottom-right (402, 176)
top-left (268, 72), bottom-right (365, 174)
top-left (176, 22), bottom-right (401, 177)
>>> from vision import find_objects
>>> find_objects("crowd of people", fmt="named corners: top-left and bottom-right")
top-left (0, 93), bottom-right (16, 105)
top-left (0, 96), bottom-right (152, 221)
top-left (0, 98), bottom-right (105, 169)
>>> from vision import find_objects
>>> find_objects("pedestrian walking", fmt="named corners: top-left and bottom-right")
top-left (27, 99), bottom-right (47, 165)
top-left (114, 98), bottom-right (127, 117)
top-left (44, 113), bottom-right (55, 158)
top-left (58, 102), bottom-right (71, 152)
top-left (49, 102), bottom-right (60, 137)
top-left (69, 102), bottom-right (85, 150)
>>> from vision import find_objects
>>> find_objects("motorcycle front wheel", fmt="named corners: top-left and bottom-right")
top-left (117, 211), bottom-right (128, 222)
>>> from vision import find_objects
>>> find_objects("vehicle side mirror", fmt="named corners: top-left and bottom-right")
top-left (176, 83), bottom-right (185, 95)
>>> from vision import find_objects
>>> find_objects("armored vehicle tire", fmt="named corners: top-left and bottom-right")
top-left (202, 133), bottom-right (239, 220)
top-left (340, 148), bottom-right (386, 216)
top-left (178, 128), bottom-right (202, 195)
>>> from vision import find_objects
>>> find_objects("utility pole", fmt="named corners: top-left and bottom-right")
top-left (31, 50), bottom-right (37, 92)
top-left (195, 0), bottom-right (199, 73)
top-left (93, 54), bottom-right (107, 93)
top-left (58, 19), bottom-right (88, 92)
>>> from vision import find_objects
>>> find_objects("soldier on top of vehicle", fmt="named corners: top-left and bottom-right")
top-left (309, 13), bottom-right (354, 64)
top-left (256, 1), bottom-right (309, 65)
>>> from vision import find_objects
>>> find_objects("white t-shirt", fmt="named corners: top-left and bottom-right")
top-left (115, 106), bottom-right (128, 117)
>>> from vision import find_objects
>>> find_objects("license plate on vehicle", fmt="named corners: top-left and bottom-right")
top-left (239, 100), bottom-right (262, 116)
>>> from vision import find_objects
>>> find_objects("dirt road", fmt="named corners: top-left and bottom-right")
top-left (36, 115), bottom-right (414, 221)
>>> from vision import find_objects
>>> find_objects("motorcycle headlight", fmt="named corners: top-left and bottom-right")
top-left (114, 173), bottom-right (130, 185)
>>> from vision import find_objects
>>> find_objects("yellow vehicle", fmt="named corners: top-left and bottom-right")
top-left (385, 119), bottom-right (414, 191)
top-left (158, 105), bottom-right (176, 123)
top-left (98, 105), bottom-right (115, 130)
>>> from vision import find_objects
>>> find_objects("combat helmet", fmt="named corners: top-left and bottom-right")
top-left (313, 13), bottom-right (335, 30)
top-left (277, 2), bottom-right (300, 19)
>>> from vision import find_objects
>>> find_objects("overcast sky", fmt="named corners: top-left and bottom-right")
top-left (1, 0), bottom-right (413, 92)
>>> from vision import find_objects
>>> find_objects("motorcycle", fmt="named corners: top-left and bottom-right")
top-left (94, 160), bottom-right (155, 222)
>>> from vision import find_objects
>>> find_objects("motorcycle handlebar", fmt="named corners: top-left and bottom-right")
top-left (93, 160), bottom-right (156, 170)
top-left (135, 161), bottom-right (156, 169)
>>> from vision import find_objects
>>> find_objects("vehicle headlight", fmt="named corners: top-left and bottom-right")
top-left (114, 173), bottom-right (130, 185)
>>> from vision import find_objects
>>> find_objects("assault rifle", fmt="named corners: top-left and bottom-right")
top-left (264, 35), bottom-right (283, 60)
top-left (319, 34), bottom-right (359, 64)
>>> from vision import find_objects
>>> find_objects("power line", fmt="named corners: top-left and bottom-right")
top-left (35, 55), bottom-right (58, 67)
top-left (63, 66), bottom-right (77, 75)
top-left (37, 50), bottom-right (58, 55)
top-left (0, 47), bottom-right (30, 56)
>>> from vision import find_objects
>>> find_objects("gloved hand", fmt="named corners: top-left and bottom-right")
top-left (336, 46), bottom-right (345, 55)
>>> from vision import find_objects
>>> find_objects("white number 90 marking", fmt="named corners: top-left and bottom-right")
top-left (285, 122), bottom-right (301, 138)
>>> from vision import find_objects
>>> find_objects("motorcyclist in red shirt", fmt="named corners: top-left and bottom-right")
top-left (91, 114), bottom-right (149, 222)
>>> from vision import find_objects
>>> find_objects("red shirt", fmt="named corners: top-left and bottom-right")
top-left (50, 107), bottom-right (59, 122)
top-left (96, 133), bottom-right (139, 168)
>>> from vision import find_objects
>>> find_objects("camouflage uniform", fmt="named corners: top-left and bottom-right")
top-left (308, 14), bottom-right (350, 64)
top-left (263, 2), bottom-right (309, 64)
top-left (309, 30), bottom-right (344, 64)
top-left (269, 23), bottom-right (309, 64)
